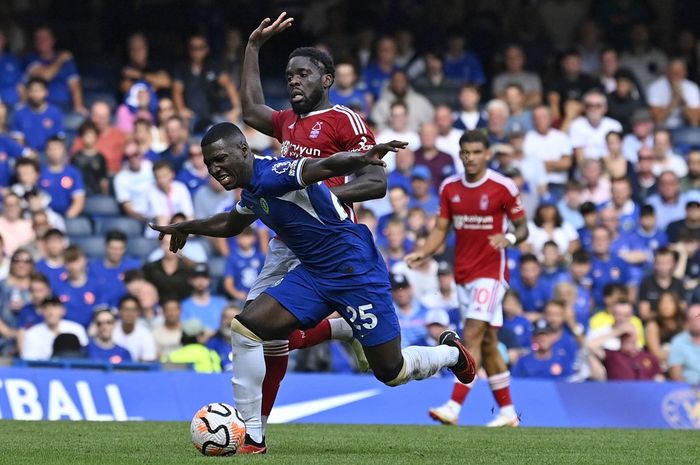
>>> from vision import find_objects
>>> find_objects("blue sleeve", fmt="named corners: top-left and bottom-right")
top-left (467, 53), bottom-right (486, 85)
top-left (253, 158), bottom-right (308, 197)
top-left (10, 110), bottom-right (23, 132)
top-left (71, 166), bottom-right (85, 194)
top-left (63, 58), bottom-right (80, 80)
top-left (224, 255), bottom-right (236, 278)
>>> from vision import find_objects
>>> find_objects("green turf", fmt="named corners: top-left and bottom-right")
top-left (0, 421), bottom-right (697, 465)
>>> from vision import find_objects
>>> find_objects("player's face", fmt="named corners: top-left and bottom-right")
top-left (203, 139), bottom-right (253, 190)
top-left (286, 56), bottom-right (330, 115)
top-left (458, 142), bottom-right (491, 178)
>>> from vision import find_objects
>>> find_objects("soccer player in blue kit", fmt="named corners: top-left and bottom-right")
top-left (151, 123), bottom-right (476, 452)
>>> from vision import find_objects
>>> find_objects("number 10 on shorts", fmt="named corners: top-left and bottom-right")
top-left (345, 304), bottom-right (378, 330)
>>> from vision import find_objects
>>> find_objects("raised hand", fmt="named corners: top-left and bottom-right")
top-left (248, 12), bottom-right (294, 48)
top-left (149, 223), bottom-right (189, 253)
top-left (405, 251), bottom-right (427, 269)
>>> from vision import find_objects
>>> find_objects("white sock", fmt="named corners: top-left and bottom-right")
top-left (329, 318), bottom-right (354, 341)
top-left (401, 345), bottom-right (459, 382)
top-left (500, 405), bottom-right (517, 418)
top-left (261, 415), bottom-right (269, 436)
top-left (231, 330), bottom-right (266, 443)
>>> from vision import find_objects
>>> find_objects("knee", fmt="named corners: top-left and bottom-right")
top-left (373, 359), bottom-right (406, 387)
top-left (230, 317), bottom-right (262, 347)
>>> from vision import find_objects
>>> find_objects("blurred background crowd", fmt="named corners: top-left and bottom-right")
top-left (0, 0), bottom-right (699, 383)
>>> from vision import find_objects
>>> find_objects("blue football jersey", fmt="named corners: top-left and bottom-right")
top-left (236, 156), bottom-right (383, 278)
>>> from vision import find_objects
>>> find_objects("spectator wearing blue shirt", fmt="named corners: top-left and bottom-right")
top-left (39, 136), bottom-right (85, 217)
top-left (503, 84), bottom-right (534, 134)
top-left (159, 116), bottom-right (190, 172)
top-left (11, 78), bottom-right (64, 151)
top-left (603, 177), bottom-right (639, 234)
top-left (510, 254), bottom-right (549, 316)
top-left (577, 201), bottom-right (598, 252)
top-left (181, 263), bottom-right (228, 332)
top-left (362, 37), bottom-right (400, 100)
top-left (647, 171), bottom-right (700, 231)
top-left (557, 181), bottom-right (585, 230)
top-left (543, 300), bottom-right (582, 366)
top-left (666, 200), bottom-right (700, 244)
top-left (634, 204), bottom-right (668, 252)
top-left (407, 166), bottom-right (439, 216)
top-left (90, 231), bottom-right (142, 307)
top-left (35, 228), bottom-right (67, 287)
top-left (379, 217), bottom-right (414, 270)
top-left (0, 30), bottom-right (22, 106)
top-left (500, 289), bottom-right (533, 351)
top-left (176, 142), bottom-right (209, 195)
top-left (24, 27), bottom-right (86, 114)
top-left (206, 304), bottom-right (241, 372)
top-left (590, 225), bottom-right (632, 309)
top-left (540, 241), bottom-right (569, 298)
top-left (443, 35), bottom-right (485, 85)
top-left (16, 272), bottom-right (52, 329)
top-left (86, 308), bottom-right (132, 363)
top-left (223, 227), bottom-right (264, 304)
top-left (52, 245), bottom-right (105, 328)
top-left (601, 207), bottom-right (651, 286)
top-left (512, 319), bottom-right (574, 379)
top-left (330, 62), bottom-right (371, 117)
top-left (391, 273), bottom-right (429, 348)
top-left (566, 250), bottom-right (594, 328)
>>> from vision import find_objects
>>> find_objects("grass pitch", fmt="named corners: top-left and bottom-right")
top-left (0, 421), bottom-right (697, 465)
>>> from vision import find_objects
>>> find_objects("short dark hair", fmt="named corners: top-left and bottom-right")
top-left (153, 159), bottom-right (174, 173)
top-left (30, 271), bottom-right (50, 286)
top-left (542, 240), bottom-right (559, 250)
top-left (201, 122), bottom-right (244, 148)
top-left (606, 130), bottom-right (623, 142)
top-left (640, 204), bottom-right (656, 217)
top-left (160, 296), bottom-right (181, 308)
top-left (603, 282), bottom-right (627, 298)
top-left (655, 246), bottom-right (677, 261)
top-left (459, 83), bottom-right (480, 94)
top-left (571, 250), bottom-right (590, 264)
top-left (26, 77), bottom-right (48, 89)
top-left (288, 47), bottom-right (335, 79)
top-left (92, 307), bottom-right (115, 324)
top-left (105, 230), bottom-right (128, 244)
top-left (63, 245), bottom-right (85, 263)
top-left (46, 135), bottom-right (66, 145)
top-left (459, 130), bottom-right (490, 149)
top-left (118, 294), bottom-right (141, 310)
top-left (15, 157), bottom-right (41, 172)
top-left (123, 269), bottom-right (145, 284)
top-left (579, 201), bottom-right (597, 215)
top-left (534, 204), bottom-right (563, 228)
top-left (519, 253), bottom-right (540, 266)
top-left (504, 82), bottom-right (525, 94)
top-left (78, 120), bottom-right (99, 137)
top-left (43, 228), bottom-right (65, 240)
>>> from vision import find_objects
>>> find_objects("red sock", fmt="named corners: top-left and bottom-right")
top-left (261, 343), bottom-right (289, 417)
top-left (288, 319), bottom-right (332, 350)
top-left (451, 382), bottom-right (471, 405)
top-left (488, 372), bottom-right (513, 408)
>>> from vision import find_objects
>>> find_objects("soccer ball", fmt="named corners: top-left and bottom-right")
top-left (190, 403), bottom-right (247, 456)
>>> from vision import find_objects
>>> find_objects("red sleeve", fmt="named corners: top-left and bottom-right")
top-left (271, 110), bottom-right (291, 142)
top-left (439, 184), bottom-right (452, 220)
top-left (334, 108), bottom-right (376, 152)
top-left (503, 186), bottom-right (526, 222)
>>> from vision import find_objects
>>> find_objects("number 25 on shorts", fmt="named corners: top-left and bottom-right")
top-left (345, 304), bottom-right (378, 330)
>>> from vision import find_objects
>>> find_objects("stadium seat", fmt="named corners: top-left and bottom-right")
top-left (84, 195), bottom-right (121, 218)
top-left (64, 217), bottom-right (93, 237)
top-left (70, 236), bottom-right (106, 259)
top-left (127, 237), bottom-right (160, 260)
top-left (208, 256), bottom-right (226, 278)
top-left (191, 237), bottom-right (215, 257)
top-left (95, 217), bottom-right (144, 236)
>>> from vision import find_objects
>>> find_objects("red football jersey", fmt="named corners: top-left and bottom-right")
top-left (271, 104), bottom-right (375, 189)
top-left (439, 169), bottom-right (525, 284)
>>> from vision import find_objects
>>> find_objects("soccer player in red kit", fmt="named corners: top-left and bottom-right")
top-left (406, 130), bottom-right (529, 427)
top-left (239, 12), bottom-right (382, 450)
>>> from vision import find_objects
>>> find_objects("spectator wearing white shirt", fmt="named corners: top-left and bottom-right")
top-left (523, 105), bottom-right (573, 200)
top-left (112, 294), bottom-right (157, 362)
top-left (376, 101), bottom-right (420, 171)
top-left (569, 90), bottom-right (623, 163)
top-left (453, 84), bottom-right (486, 131)
top-left (20, 296), bottom-right (88, 360)
top-left (434, 105), bottom-right (463, 171)
top-left (651, 129), bottom-right (688, 178)
top-left (145, 160), bottom-right (194, 228)
top-left (526, 203), bottom-right (579, 256)
top-left (113, 141), bottom-right (155, 223)
top-left (646, 171), bottom-right (700, 231)
top-left (647, 57), bottom-right (700, 129)
top-left (579, 159), bottom-right (611, 206)
top-left (507, 132), bottom-right (548, 200)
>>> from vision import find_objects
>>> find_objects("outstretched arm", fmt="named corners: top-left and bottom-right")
top-left (300, 141), bottom-right (405, 186)
top-left (330, 164), bottom-right (387, 203)
top-left (405, 216), bottom-right (451, 268)
top-left (241, 12), bottom-right (294, 136)
top-left (149, 209), bottom-right (256, 253)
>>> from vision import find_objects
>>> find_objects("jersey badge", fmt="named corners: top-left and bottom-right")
top-left (479, 194), bottom-right (489, 211)
top-left (272, 161), bottom-right (292, 174)
top-left (260, 198), bottom-right (270, 214)
top-left (309, 121), bottom-right (323, 139)
top-left (451, 194), bottom-right (461, 203)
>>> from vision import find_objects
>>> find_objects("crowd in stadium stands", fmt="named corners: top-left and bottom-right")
top-left (1, 3), bottom-right (700, 383)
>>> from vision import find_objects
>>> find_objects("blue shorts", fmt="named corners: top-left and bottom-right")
top-left (264, 264), bottom-right (400, 347)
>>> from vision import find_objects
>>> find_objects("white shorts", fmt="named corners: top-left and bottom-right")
top-left (456, 278), bottom-right (507, 328)
top-left (246, 238), bottom-right (300, 301)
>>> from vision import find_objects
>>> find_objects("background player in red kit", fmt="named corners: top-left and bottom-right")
top-left (239, 12), bottom-right (383, 451)
top-left (406, 130), bottom-right (529, 427)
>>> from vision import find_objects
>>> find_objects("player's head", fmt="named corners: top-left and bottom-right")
top-left (201, 122), bottom-right (251, 190)
top-left (286, 47), bottom-right (335, 115)
top-left (458, 130), bottom-right (491, 179)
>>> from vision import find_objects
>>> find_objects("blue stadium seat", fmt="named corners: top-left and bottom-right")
top-left (127, 237), bottom-right (160, 260)
top-left (95, 217), bottom-right (144, 236)
top-left (208, 256), bottom-right (226, 278)
top-left (64, 217), bottom-right (93, 237)
top-left (70, 236), bottom-right (106, 259)
top-left (84, 195), bottom-right (121, 218)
